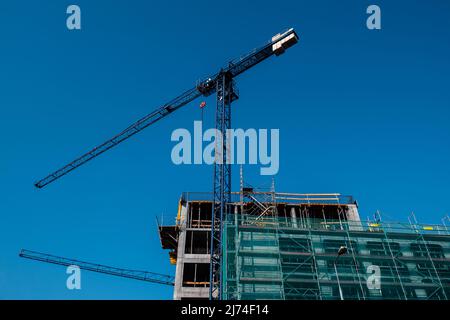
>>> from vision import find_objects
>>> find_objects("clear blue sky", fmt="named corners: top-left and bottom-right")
top-left (1, 0), bottom-right (449, 299)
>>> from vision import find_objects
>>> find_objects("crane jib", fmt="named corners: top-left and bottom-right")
top-left (19, 249), bottom-right (175, 286)
top-left (34, 28), bottom-right (298, 188)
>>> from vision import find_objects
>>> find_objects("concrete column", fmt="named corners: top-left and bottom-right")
top-left (290, 207), bottom-right (298, 228)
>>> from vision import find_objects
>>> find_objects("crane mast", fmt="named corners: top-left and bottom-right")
top-left (19, 249), bottom-right (175, 286)
top-left (209, 71), bottom-right (234, 299)
top-left (209, 28), bottom-right (298, 300)
top-left (32, 28), bottom-right (299, 300)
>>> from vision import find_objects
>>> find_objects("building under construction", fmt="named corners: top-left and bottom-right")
top-left (159, 188), bottom-right (450, 300)
top-left (20, 25), bottom-right (449, 300)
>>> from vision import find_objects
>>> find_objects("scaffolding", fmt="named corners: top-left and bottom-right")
top-left (159, 191), bottom-right (450, 300)
top-left (222, 214), bottom-right (450, 300)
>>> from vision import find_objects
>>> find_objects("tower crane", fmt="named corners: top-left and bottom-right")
top-left (19, 249), bottom-right (174, 286)
top-left (33, 28), bottom-right (299, 299)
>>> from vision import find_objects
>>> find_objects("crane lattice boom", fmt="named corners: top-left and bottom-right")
top-left (19, 249), bottom-right (174, 286)
top-left (34, 28), bottom-right (298, 189)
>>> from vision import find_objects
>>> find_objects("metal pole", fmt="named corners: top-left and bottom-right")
top-left (334, 261), bottom-right (344, 300)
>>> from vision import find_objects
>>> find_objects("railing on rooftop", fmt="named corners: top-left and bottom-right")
top-left (225, 215), bottom-right (450, 237)
top-left (181, 192), bottom-right (355, 205)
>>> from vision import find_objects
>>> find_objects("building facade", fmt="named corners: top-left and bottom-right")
top-left (159, 191), bottom-right (450, 300)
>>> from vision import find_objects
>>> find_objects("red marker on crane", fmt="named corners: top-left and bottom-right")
top-left (200, 101), bottom-right (206, 122)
